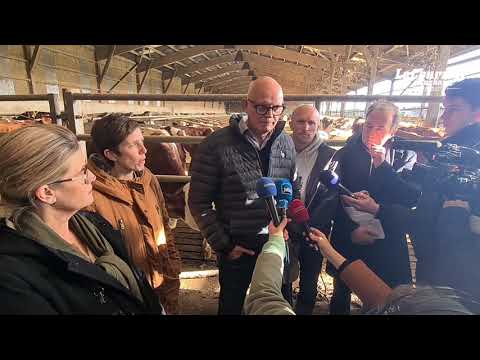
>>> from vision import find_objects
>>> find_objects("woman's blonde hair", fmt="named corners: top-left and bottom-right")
top-left (0, 125), bottom-right (79, 209)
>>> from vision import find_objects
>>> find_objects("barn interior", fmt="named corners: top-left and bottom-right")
top-left (1, 44), bottom-right (479, 314)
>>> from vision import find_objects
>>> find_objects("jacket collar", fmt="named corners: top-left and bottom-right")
top-left (88, 154), bottom-right (153, 206)
top-left (443, 123), bottom-right (480, 148)
top-left (229, 113), bottom-right (286, 144)
top-left (0, 222), bottom-right (141, 301)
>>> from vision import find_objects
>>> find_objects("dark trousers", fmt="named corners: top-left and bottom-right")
top-left (282, 254), bottom-right (294, 307)
top-left (217, 249), bottom-right (293, 315)
top-left (295, 240), bottom-right (324, 315)
top-left (329, 276), bottom-right (352, 315)
top-left (217, 253), bottom-right (257, 315)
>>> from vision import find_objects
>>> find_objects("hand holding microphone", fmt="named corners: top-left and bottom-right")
top-left (275, 178), bottom-right (293, 218)
top-left (256, 177), bottom-right (281, 226)
top-left (275, 179), bottom-right (293, 265)
top-left (288, 199), bottom-right (320, 251)
top-left (268, 217), bottom-right (291, 241)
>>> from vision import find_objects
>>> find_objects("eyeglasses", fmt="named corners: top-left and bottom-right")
top-left (49, 166), bottom-right (90, 185)
top-left (247, 99), bottom-right (286, 116)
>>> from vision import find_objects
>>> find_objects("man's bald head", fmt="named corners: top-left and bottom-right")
top-left (290, 104), bottom-right (321, 151)
top-left (247, 76), bottom-right (284, 102)
top-left (291, 104), bottom-right (321, 123)
top-left (244, 76), bottom-right (285, 138)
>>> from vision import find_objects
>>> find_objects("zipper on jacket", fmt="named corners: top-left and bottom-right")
top-left (93, 287), bottom-right (107, 304)
top-left (118, 218), bottom-right (125, 230)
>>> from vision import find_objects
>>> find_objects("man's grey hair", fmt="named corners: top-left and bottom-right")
top-left (365, 100), bottom-right (401, 130)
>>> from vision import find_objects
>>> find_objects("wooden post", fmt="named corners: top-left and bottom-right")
top-left (47, 93), bottom-right (62, 125)
top-left (365, 46), bottom-right (380, 112)
top-left (389, 77), bottom-right (395, 96)
top-left (425, 46), bottom-right (450, 127)
top-left (63, 90), bottom-right (86, 156)
top-left (22, 45), bottom-right (35, 94)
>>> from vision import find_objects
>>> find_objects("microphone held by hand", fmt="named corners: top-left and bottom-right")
top-left (256, 177), bottom-right (281, 226)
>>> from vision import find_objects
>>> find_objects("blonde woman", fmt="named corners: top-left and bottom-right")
top-left (0, 125), bottom-right (165, 314)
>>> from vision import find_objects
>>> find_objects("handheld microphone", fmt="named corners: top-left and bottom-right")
top-left (277, 199), bottom-right (289, 218)
top-left (318, 170), bottom-right (356, 198)
top-left (288, 199), bottom-right (311, 233)
top-left (275, 178), bottom-right (293, 217)
top-left (256, 177), bottom-right (281, 226)
top-left (275, 179), bottom-right (293, 281)
top-left (391, 137), bottom-right (442, 153)
top-left (288, 199), bottom-right (320, 251)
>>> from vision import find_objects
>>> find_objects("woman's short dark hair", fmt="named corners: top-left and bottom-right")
top-left (90, 113), bottom-right (140, 164)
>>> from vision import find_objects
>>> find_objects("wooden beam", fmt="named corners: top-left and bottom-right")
top-left (211, 80), bottom-right (253, 93)
top-left (162, 69), bottom-right (176, 94)
top-left (96, 45), bottom-right (145, 61)
top-left (137, 45), bottom-right (225, 73)
top-left (107, 63), bottom-right (138, 93)
top-left (137, 60), bottom-right (152, 93)
top-left (426, 45), bottom-right (451, 127)
top-left (204, 76), bottom-right (255, 91)
top-left (163, 53), bottom-right (236, 79)
top-left (182, 63), bottom-right (247, 84)
top-left (230, 45), bottom-right (330, 69)
top-left (384, 45), bottom-right (404, 55)
top-left (215, 83), bottom-right (250, 94)
top-left (201, 71), bottom-right (252, 88)
top-left (308, 45), bottom-right (352, 54)
top-left (29, 45), bottom-right (42, 73)
top-left (22, 45), bottom-right (35, 94)
top-left (98, 45), bottom-right (115, 87)
top-left (366, 46), bottom-right (380, 96)
top-left (209, 79), bottom-right (253, 92)
top-left (93, 47), bottom-right (103, 94)
top-left (182, 79), bottom-right (191, 94)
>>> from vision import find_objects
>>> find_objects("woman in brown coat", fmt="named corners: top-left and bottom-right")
top-left (85, 114), bottom-right (181, 314)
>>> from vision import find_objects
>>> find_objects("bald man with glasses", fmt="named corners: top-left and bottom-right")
top-left (189, 77), bottom-right (298, 315)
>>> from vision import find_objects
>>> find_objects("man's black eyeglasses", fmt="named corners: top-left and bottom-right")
top-left (247, 99), bottom-right (286, 116)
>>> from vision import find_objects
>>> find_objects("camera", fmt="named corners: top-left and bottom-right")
top-left (391, 138), bottom-right (480, 212)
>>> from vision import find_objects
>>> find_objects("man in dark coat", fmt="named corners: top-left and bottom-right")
top-left (188, 77), bottom-right (298, 315)
top-left (288, 104), bottom-right (336, 315)
top-left (441, 78), bottom-right (480, 150)
top-left (413, 78), bottom-right (480, 285)
top-left (328, 100), bottom-right (420, 315)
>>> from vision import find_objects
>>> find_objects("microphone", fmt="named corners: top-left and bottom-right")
top-left (317, 170), bottom-right (356, 198)
top-left (288, 199), bottom-right (320, 251)
top-left (277, 199), bottom-right (289, 218)
top-left (275, 178), bottom-right (293, 218)
top-left (391, 137), bottom-right (442, 153)
top-left (256, 177), bottom-right (281, 226)
top-left (275, 179), bottom-right (294, 285)
top-left (288, 199), bottom-right (311, 233)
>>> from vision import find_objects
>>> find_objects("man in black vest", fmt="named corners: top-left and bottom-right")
top-left (288, 104), bottom-right (336, 314)
top-left (188, 77), bottom-right (298, 315)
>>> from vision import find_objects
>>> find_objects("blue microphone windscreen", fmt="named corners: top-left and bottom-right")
top-left (256, 177), bottom-right (277, 198)
top-left (277, 199), bottom-right (289, 209)
top-left (275, 178), bottom-right (293, 202)
top-left (330, 171), bottom-right (339, 185)
top-left (318, 170), bottom-right (339, 186)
